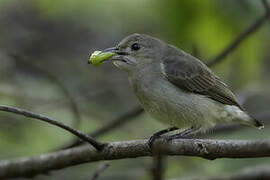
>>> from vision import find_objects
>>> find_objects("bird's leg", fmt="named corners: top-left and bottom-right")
top-left (148, 126), bottom-right (178, 151)
top-left (165, 126), bottom-right (200, 141)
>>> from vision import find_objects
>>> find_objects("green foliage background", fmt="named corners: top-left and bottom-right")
top-left (0, 0), bottom-right (269, 179)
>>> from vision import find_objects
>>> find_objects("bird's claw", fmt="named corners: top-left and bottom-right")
top-left (147, 134), bottom-right (161, 153)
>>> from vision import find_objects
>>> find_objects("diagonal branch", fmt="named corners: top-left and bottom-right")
top-left (1, 138), bottom-right (270, 178)
top-left (0, 105), bottom-right (104, 150)
top-left (60, 106), bottom-right (144, 149)
top-left (207, 0), bottom-right (270, 67)
top-left (90, 163), bottom-right (110, 180)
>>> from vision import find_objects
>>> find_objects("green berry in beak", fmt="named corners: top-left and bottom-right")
top-left (88, 51), bottom-right (116, 66)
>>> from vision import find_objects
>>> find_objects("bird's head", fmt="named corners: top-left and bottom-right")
top-left (101, 33), bottom-right (165, 72)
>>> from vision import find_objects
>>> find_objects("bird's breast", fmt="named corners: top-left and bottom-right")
top-left (129, 70), bottom-right (205, 127)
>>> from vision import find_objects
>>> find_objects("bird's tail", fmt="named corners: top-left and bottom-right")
top-left (225, 105), bottom-right (264, 129)
top-left (242, 112), bottom-right (264, 129)
top-left (252, 118), bottom-right (264, 129)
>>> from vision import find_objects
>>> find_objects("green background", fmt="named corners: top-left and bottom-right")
top-left (0, 0), bottom-right (269, 179)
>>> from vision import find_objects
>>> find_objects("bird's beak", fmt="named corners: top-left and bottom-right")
top-left (101, 47), bottom-right (128, 55)
top-left (100, 47), bottom-right (131, 67)
top-left (101, 47), bottom-right (118, 54)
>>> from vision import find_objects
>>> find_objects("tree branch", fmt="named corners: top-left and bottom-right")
top-left (0, 105), bottom-right (104, 150)
top-left (207, 0), bottom-right (270, 67)
top-left (1, 138), bottom-right (270, 178)
top-left (60, 106), bottom-right (144, 149)
top-left (90, 163), bottom-right (109, 180)
top-left (151, 154), bottom-right (165, 180)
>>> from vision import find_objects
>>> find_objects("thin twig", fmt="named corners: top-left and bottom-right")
top-left (0, 105), bottom-right (104, 150)
top-left (90, 163), bottom-right (109, 180)
top-left (61, 106), bottom-right (144, 149)
top-left (10, 54), bottom-right (81, 128)
top-left (90, 107), bottom-right (144, 137)
top-left (207, 0), bottom-right (270, 67)
top-left (151, 140), bottom-right (166, 180)
top-left (151, 155), bottom-right (165, 180)
top-left (2, 138), bottom-right (270, 178)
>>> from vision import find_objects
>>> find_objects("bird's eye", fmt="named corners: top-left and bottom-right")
top-left (131, 43), bottom-right (140, 51)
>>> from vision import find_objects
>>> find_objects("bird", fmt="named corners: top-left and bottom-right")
top-left (92, 33), bottom-right (264, 148)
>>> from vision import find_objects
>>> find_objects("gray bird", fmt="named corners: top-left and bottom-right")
top-left (97, 33), bottom-right (263, 146)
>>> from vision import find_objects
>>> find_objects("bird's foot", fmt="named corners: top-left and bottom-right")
top-left (165, 126), bottom-right (198, 142)
top-left (147, 127), bottom-right (178, 153)
top-left (165, 133), bottom-right (187, 142)
top-left (147, 134), bottom-right (161, 153)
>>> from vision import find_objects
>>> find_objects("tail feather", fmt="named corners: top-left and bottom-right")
top-left (253, 118), bottom-right (264, 129)
top-left (225, 105), bottom-right (264, 129)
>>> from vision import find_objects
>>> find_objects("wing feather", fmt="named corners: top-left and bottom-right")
top-left (162, 46), bottom-right (242, 109)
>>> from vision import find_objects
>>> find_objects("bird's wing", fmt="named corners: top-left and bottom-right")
top-left (161, 49), bottom-right (242, 108)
